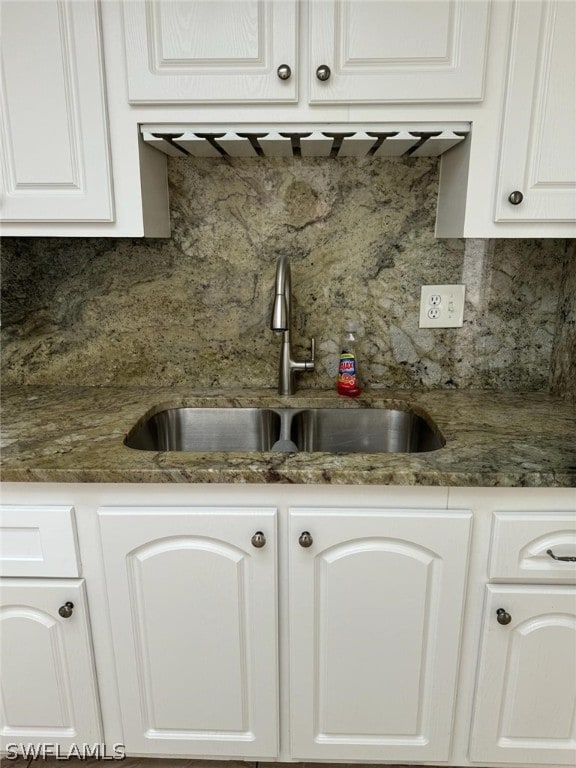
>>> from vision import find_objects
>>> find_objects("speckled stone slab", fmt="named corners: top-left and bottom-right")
top-left (1, 386), bottom-right (574, 487)
top-left (1, 157), bottom-right (573, 396)
top-left (551, 240), bottom-right (576, 401)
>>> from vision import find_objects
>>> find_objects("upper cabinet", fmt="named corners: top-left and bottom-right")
top-left (436, 0), bottom-right (576, 238)
top-left (0, 0), bottom-right (170, 237)
top-left (308, 0), bottom-right (490, 104)
top-left (121, 0), bottom-right (489, 106)
top-left (0, 0), bottom-right (113, 223)
top-left (123, 0), bottom-right (298, 103)
top-left (2, 0), bottom-right (573, 238)
top-left (494, 0), bottom-right (576, 224)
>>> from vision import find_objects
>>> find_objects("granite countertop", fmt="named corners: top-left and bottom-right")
top-left (1, 386), bottom-right (575, 487)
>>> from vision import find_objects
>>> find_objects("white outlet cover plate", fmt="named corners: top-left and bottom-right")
top-left (419, 284), bottom-right (465, 328)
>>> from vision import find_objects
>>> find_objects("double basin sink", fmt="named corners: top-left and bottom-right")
top-left (125, 406), bottom-right (445, 454)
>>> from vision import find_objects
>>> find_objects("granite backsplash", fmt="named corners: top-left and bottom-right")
top-left (1, 156), bottom-right (574, 398)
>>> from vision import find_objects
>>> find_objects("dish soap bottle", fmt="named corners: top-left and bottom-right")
top-left (337, 321), bottom-right (362, 397)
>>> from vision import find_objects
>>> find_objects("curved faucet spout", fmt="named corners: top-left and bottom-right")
top-left (270, 254), bottom-right (315, 395)
top-left (271, 254), bottom-right (291, 331)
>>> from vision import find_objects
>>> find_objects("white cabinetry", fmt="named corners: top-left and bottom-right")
top-left (99, 506), bottom-right (279, 758)
top-left (0, 0), bottom-right (113, 223)
top-left (0, 579), bottom-right (102, 751)
top-left (471, 585), bottom-right (576, 765)
top-left (0, 504), bottom-right (101, 750)
top-left (308, 0), bottom-right (489, 104)
top-left (494, 0), bottom-right (576, 224)
top-left (436, 0), bottom-right (576, 237)
top-left (0, 0), bottom-right (170, 237)
top-left (288, 507), bottom-right (472, 762)
top-left (123, 0), bottom-right (298, 103)
top-left (121, 0), bottom-right (489, 106)
top-left (470, 510), bottom-right (576, 766)
top-left (2, 483), bottom-right (574, 767)
top-left (98, 500), bottom-right (472, 763)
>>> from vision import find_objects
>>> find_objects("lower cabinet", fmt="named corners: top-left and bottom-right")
top-left (99, 506), bottom-right (279, 757)
top-left (99, 504), bottom-right (472, 762)
top-left (3, 487), bottom-right (574, 766)
top-left (0, 578), bottom-right (102, 749)
top-left (471, 585), bottom-right (576, 765)
top-left (288, 508), bottom-right (472, 762)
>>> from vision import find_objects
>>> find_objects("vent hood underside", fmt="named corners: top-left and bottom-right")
top-left (141, 123), bottom-right (470, 160)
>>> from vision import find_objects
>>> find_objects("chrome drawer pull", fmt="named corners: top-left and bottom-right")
top-left (546, 548), bottom-right (576, 562)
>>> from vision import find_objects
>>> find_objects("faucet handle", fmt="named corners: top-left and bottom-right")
top-left (306, 337), bottom-right (315, 370)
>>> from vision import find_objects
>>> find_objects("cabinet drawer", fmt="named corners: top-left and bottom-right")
top-left (490, 511), bottom-right (576, 583)
top-left (0, 505), bottom-right (79, 577)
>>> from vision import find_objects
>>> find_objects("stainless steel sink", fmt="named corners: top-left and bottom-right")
top-left (291, 408), bottom-right (444, 453)
top-left (125, 407), bottom-right (281, 452)
top-left (125, 405), bottom-right (444, 453)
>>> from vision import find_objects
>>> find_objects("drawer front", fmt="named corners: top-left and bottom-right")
top-left (0, 505), bottom-right (79, 577)
top-left (490, 511), bottom-right (576, 583)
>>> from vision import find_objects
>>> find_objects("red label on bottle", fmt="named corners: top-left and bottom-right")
top-left (337, 352), bottom-right (362, 397)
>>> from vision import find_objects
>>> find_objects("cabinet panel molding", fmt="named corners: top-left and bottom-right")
top-left (0, 505), bottom-right (79, 578)
top-left (309, 0), bottom-right (490, 103)
top-left (490, 511), bottom-right (576, 583)
top-left (288, 507), bottom-right (472, 762)
top-left (495, 0), bottom-right (576, 222)
top-left (150, 1), bottom-right (263, 68)
top-left (0, 578), bottom-right (101, 749)
top-left (126, 535), bottom-right (251, 734)
top-left (471, 584), bottom-right (576, 765)
top-left (98, 506), bottom-right (278, 757)
top-left (122, 0), bottom-right (298, 103)
top-left (0, 0), bottom-right (113, 222)
top-left (315, 537), bottom-right (438, 739)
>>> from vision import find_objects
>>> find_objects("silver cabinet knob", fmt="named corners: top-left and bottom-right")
top-left (316, 65), bottom-right (331, 81)
top-left (58, 601), bottom-right (74, 618)
top-left (496, 608), bottom-right (512, 625)
top-left (508, 190), bottom-right (524, 205)
top-left (299, 531), bottom-right (313, 548)
top-left (277, 64), bottom-right (292, 81)
top-left (251, 531), bottom-right (266, 548)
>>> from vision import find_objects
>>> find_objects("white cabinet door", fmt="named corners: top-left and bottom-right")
top-left (0, 578), bottom-right (101, 750)
top-left (288, 507), bottom-right (472, 762)
top-left (99, 506), bottom-right (278, 757)
top-left (122, 0), bottom-right (297, 103)
top-left (308, 0), bottom-right (490, 103)
top-left (471, 585), bottom-right (576, 765)
top-left (495, 0), bottom-right (576, 223)
top-left (0, 0), bottom-right (113, 223)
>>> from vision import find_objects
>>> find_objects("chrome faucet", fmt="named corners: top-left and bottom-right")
top-left (270, 254), bottom-right (315, 395)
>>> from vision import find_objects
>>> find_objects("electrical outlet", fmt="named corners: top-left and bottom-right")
top-left (419, 285), bottom-right (465, 328)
